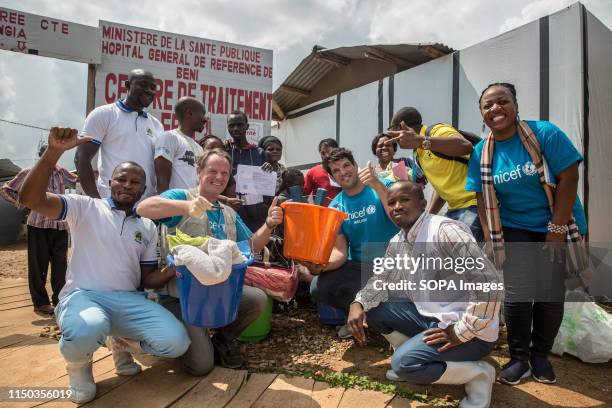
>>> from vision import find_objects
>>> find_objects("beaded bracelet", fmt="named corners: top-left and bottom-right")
top-left (547, 221), bottom-right (569, 234)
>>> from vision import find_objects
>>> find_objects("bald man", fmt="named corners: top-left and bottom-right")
top-left (154, 97), bottom-right (207, 192)
top-left (75, 68), bottom-right (163, 200)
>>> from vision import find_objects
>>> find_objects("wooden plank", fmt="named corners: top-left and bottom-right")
top-left (0, 339), bottom-right (110, 386)
top-left (0, 306), bottom-right (55, 330)
top-left (170, 367), bottom-right (246, 408)
top-left (0, 334), bottom-right (48, 357)
top-left (252, 375), bottom-right (315, 408)
top-left (386, 395), bottom-right (432, 408)
top-left (338, 388), bottom-right (393, 408)
top-left (225, 373), bottom-right (277, 408)
top-left (0, 299), bottom-right (32, 311)
top-left (0, 281), bottom-right (28, 290)
top-left (311, 381), bottom-right (345, 408)
top-left (34, 355), bottom-right (166, 408)
top-left (0, 293), bottom-right (32, 305)
top-left (84, 359), bottom-right (200, 408)
top-left (0, 286), bottom-right (30, 297)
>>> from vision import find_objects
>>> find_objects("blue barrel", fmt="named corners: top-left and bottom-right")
top-left (317, 303), bottom-right (347, 326)
top-left (170, 241), bottom-right (253, 328)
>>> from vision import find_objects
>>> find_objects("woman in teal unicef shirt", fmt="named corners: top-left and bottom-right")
top-left (465, 83), bottom-right (587, 387)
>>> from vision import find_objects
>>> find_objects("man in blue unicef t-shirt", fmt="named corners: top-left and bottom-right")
top-left (302, 148), bottom-right (398, 330)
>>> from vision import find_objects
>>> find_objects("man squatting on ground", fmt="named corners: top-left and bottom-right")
top-left (18, 128), bottom-right (190, 404)
top-left (348, 181), bottom-right (501, 408)
top-left (302, 148), bottom-right (399, 338)
top-left (137, 148), bottom-right (284, 370)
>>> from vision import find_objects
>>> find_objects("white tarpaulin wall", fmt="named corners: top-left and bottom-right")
top-left (338, 81), bottom-right (379, 166)
top-left (274, 97), bottom-right (336, 169)
top-left (586, 11), bottom-right (612, 243)
top-left (275, 3), bottom-right (610, 241)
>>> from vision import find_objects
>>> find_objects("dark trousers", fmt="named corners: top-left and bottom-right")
top-left (309, 261), bottom-right (365, 311)
top-left (27, 225), bottom-right (68, 306)
top-left (502, 227), bottom-right (565, 361)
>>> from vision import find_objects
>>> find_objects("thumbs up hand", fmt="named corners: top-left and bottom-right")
top-left (358, 160), bottom-right (377, 187)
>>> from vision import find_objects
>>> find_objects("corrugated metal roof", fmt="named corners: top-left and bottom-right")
top-left (272, 43), bottom-right (453, 120)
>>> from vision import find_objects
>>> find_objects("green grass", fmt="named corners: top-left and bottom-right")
top-left (249, 366), bottom-right (459, 407)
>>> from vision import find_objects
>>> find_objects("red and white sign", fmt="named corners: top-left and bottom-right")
top-left (95, 20), bottom-right (273, 140)
top-left (0, 7), bottom-right (100, 63)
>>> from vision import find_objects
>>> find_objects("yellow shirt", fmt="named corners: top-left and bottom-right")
top-left (416, 124), bottom-right (477, 210)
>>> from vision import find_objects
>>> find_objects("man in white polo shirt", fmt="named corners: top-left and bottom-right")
top-left (19, 127), bottom-right (190, 404)
top-left (75, 68), bottom-right (163, 199)
top-left (154, 96), bottom-right (206, 192)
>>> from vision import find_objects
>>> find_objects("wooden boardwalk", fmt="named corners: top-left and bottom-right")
top-left (0, 279), bottom-right (429, 408)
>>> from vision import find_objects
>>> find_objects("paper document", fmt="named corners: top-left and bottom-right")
top-left (236, 164), bottom-right (277, 196)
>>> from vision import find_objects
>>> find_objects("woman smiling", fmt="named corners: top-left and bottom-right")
top-left (466, 82), bottom-right (588, 387)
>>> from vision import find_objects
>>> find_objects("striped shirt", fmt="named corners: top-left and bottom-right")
top-left (354, 212), bottom-right (501, 343)
top-left (0, 166), bottom-right (77, 230)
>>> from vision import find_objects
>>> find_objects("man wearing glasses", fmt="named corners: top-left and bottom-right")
top-left (154, 97), bottom-right (207, 192)
top-left (75, 69), bottom-right (163, 200)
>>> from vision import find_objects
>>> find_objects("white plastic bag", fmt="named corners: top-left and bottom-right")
top-left (552, 290), bottom-right (612, 363)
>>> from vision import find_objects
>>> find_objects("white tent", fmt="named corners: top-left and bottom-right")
top-left (273, 2), bottom-right (612, 243)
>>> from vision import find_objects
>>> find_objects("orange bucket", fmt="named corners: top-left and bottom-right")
top-left (281, 202), bottom-right (348, 264)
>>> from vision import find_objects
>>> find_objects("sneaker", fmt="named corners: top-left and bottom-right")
top-left (34, 304), bottom-right (55, 317)
top-left (385, 369), bottom-right (408, 382)
top-left (497, 359), bottom-right (531, 385)
top-left (212, 335), bottom-right (243, 369)
top-left (336, 324), bottom-right (353, 339)
top-left (530, 355), bottom-right (556, 384)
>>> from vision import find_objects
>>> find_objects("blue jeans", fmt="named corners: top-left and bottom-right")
top-left (56, 289), bottom-right (190, 362)
top-left (310, 261), bottom-right (364, 311)
top-left (446, 205), bottom-right (483, 242)
top-left (366, 301), bottom-right (496, 384)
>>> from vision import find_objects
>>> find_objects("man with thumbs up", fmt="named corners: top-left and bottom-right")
top-left (303, 148), bottom-right (399, 338)
top-left (137, 148), bottom-right (283, 371)
top-left (18, 128), bottom-right (190, 404)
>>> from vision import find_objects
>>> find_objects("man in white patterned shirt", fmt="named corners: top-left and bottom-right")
top-left (347, 181), bottom-right (501, 408)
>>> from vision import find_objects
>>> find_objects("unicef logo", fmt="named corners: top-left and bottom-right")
top-left (522, 161), bottom-right (537, 176)
top-left (366, 205), bottom-right (376, 215)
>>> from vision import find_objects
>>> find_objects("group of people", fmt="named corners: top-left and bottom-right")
top-left (5, 66), bottom-right (587, 407)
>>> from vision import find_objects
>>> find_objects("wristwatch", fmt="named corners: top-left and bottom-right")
top-left (421, 135), bottom-right (432, 150)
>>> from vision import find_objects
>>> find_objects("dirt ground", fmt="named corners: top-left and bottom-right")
top-left (2, 244), bottom-right (611, 407)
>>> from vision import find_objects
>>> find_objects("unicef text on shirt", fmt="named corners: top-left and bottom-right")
top-left (493, 162), bottom-right (538, 184)
top-left (348, 205), bottom-right (376, 220)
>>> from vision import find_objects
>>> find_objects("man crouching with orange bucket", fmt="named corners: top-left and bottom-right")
top-left (301, 148), bottom-right (399, 338)
top-left (137, 148), bottom-right (283, 371)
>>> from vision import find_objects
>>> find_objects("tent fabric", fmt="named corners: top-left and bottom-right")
top-left (586, 9), bottom-right (612, 242)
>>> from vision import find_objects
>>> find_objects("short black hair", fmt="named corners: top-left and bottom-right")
top-left (389, 180), bottom-right (425, 201)
top-left (478, 82), bottom-right (518, 106)
top-left (390, 107), bottom-right (422, 128)
top-left (258, 135), bottom-right (282, 150)
top-left (174, 97), bottom-right (205, 122)
top-left (322, 147), bottom-right (356, 175)
top-left (277, 168), bottom-right (304, 195)
top-left (112, 161), bottom-right (146, 183)
top-left (371, 133), bottom-right (396, 156)
top-left (228, 110), bottom-right (248, 123)
top-left (318, 138), bottom-right (338, 152)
